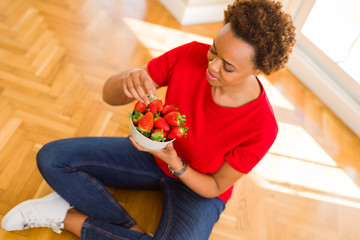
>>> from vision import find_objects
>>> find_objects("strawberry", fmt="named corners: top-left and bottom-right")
top-left (148, 95), bottom-right (164, 114)
top-left (161, 104), bottom-right (178, 115)
top-left (137, 111), bottom-right (154, 134)
top-left (134, 101), bottom-right (147, 113)
top-left (150, 129), bottom-right (168, 142)
top-left (129, 110), bottom-right (143, 126)
top-left (163, 111), bottom-right (186, 127)
top-left (168, 126), bottom-right (188, 139)
top-left (154, 116), bottom-right (170, 132)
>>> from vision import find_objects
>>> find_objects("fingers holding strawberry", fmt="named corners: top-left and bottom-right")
top-left (122, 68), bottom-right (156, 104)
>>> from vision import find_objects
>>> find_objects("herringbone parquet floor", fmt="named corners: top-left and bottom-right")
top-left (1, 0), bottom-right (360, 240)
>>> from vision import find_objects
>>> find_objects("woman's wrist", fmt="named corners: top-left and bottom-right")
top-left (168, 157), bottom-right (187, 177)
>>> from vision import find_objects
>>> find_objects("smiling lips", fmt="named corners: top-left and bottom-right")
top-left (206, 68), bottom-right (219, 82)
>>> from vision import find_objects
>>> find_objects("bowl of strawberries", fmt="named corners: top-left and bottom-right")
top-left (129, 95), bottom-right (188, 150)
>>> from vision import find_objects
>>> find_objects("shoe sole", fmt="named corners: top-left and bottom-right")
top-left (1, 192), bottom-right (59, 231)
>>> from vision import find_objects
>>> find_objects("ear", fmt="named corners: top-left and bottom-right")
top-left (253, 69), bottom-right (263, 76)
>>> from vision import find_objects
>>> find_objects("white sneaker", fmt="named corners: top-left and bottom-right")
top-left (1, 192), bottom-right (72, 234)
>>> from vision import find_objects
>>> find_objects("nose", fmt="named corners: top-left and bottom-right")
top-left (208, 56), bottom-right (222, 72)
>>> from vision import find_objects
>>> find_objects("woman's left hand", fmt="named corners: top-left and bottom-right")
top-left (129, 136), bottom-right (179, 166)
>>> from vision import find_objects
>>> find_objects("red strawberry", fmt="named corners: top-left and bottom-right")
top-left (154, 116), bottom-right (170, 132)
top-left (161, 104), bottom-right (178, 115)
top-left (134, 101), bottom-right (147, 113)
top-left (129, 110), bottom-right (143, 126)
top-left (168, 126), bottom-right (188, 139)
top-left (148, 95), bottom-right (164, 114)
top-left (150, 129), bottom-right (168, 142)
top-left (137, 111), bottom-right (154, 133)
top-left (163, 111), bottom-right (186, 127)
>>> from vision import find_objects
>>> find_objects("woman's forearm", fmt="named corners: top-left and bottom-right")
top-left (178, 165), bottom-right (222, 198)
top-left (168, 158), bottom-right (223, 198)
top-left (169, 157), bottom-right (243, 199)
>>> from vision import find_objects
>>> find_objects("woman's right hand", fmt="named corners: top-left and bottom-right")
top-left (103, 66), bottom-right (159, 106)
top-left (122, 67), bottom-right (157, 105)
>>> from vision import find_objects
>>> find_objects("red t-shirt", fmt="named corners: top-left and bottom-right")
top-left (147, 41), bottom-right (278, 202)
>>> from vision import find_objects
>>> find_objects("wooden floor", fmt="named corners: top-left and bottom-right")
top-left (1, 0), bottom-right (360, 239)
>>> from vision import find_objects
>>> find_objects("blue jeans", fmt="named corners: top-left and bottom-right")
top-left (36, 137), bottom-right (225, 240)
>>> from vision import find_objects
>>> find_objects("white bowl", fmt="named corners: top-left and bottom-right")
top-left (129, 118), bottom-right (175, 150)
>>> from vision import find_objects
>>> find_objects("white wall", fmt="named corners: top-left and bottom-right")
top-left (159, 0), bottom-right (233, 25)
top-left (185, 0), bottom-right (232, 4)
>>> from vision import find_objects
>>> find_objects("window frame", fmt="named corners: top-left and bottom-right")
top-left (283, 0), bottom-right (360, 137)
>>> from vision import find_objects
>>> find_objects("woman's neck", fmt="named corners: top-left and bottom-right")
top-left (211, 76), bottom-right (261, 108)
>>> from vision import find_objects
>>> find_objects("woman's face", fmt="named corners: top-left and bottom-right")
top-left (206, 23), bottom-right (260, 87)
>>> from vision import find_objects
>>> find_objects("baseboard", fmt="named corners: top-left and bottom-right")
top-left (159, 0), bottom-right (230, 25)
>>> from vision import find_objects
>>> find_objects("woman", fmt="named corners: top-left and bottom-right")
top-left (1, 0), bottom-right (296, 239)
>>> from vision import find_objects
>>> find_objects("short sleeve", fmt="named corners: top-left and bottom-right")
top-left (147, 41), bottom-right (198, 87)
top-left (224, 126), bottom-right (278, 174)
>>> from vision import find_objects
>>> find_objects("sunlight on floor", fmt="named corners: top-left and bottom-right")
top-left (123, 17), bottom-right (213, 57)
top-left (257, 76), bottom-right (360, 208)
top-left (123, 17), bottom-right (360, 208)
top-left (259, 76), bottom-right (337, 167)
top-left (259, 75), bottom-right (295, 111)
top-left (255, 154), bottom-right (360, 208)
top-left (271, 122), bottom-right (337, 167)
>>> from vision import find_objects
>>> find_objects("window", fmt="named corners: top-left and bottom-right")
top-left (283, 0), bottom-right (360, 137)
top-left (302, 0), bottom-right (360, 84)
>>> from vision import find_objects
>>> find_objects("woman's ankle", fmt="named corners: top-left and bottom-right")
top-left (63, 208), bottom-right (88, 237)
top-left (130, 224), bottom-right (145, 233)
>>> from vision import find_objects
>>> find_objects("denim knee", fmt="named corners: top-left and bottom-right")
top-left (36, 140), bottom-right (64, 177)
